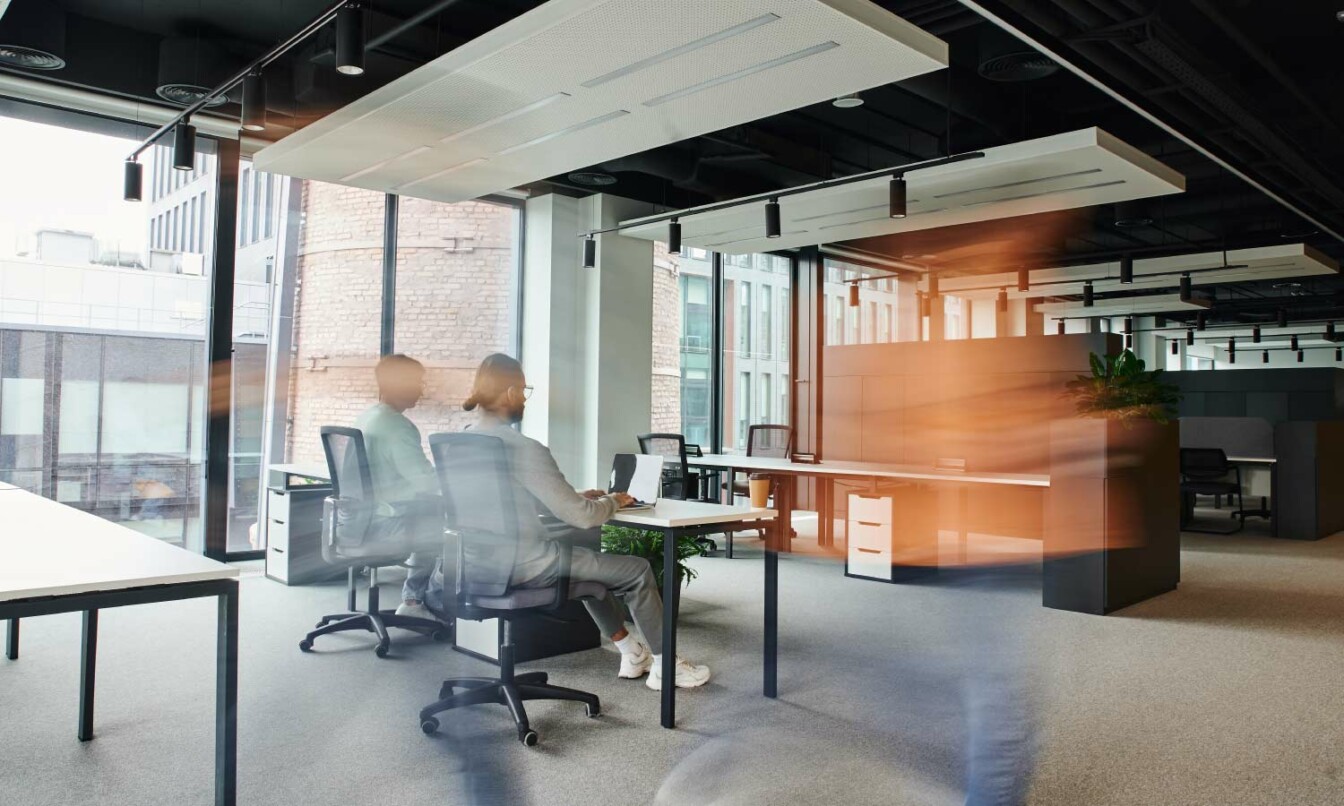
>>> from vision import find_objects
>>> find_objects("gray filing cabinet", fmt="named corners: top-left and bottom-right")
top-left (264, 464), bottom-right (339, 585)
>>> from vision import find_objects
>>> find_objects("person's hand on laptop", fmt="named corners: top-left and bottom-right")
top-left (581, 489), bottom-right (606, 500)
top-left (611, 492), bottom-right (636, 508)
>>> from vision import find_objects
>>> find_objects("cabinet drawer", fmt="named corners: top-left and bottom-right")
top-left (847, 520), bottom-right (890, 552)
top-left (848, 544), bottom-right (893, 581)
top-left (267, 490), bottom-right (290, 524)
top-left (848, 493), bottom-right (892, 526)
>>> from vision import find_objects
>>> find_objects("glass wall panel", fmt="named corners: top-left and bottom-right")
top-left (823, 257), bottom-right (912, 345)
top-left (721, 252), bottom-right (791, 453)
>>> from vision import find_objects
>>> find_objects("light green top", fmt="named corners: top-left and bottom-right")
top-left (354, 403), bottom-right (438, 510)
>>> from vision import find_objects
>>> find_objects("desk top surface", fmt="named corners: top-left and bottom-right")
top-left (1226, 456), bottom-right (1277, 464)
top-left (0, 489), bottom-right (238, 602)
top-left (270, 462), bottom-right (333, 481)
top-left (688, 453), bottom-right (1051, 487)
top-left (609, 499), bottom-right (777, 529)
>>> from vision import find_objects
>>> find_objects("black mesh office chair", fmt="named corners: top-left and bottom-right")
top-left (637, 433), bottom-right (706, 501)
top-left (419, 432), bottom-right (603, 747)
top-left (721, 425), bottom-right (794, 556)
top-left (298, 426), bottom-right (448, 657)
top-left (1180, 448), bottom-right (1245, 534)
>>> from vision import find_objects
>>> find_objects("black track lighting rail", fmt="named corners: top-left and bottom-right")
top-left (577, 150), bottom-right (985, 241)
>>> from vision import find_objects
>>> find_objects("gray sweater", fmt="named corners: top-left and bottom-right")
top-left (471, 413), bottom-right (621, 584)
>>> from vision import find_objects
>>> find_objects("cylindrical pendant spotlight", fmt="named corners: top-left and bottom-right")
top-left (1298, 349), bottom-right (1305, 363)
top-left (927, 273), bottom-right (939, 297)
top-left (1057, 319), bottom-right (1066, 335)
top-left (1125, 334), bottom-right (1133, 349)
top-left (997, 288), bottom-right (1008, 313)
top-left (1278, 308), bottom-right (1288, 328)
top-left (1122, 316), bottom-right (1133, 334)
top-left (1252, 325), bottom-right (1261, 344)
top-left (1179, 272), bottom-right (1192, 302)
top-left (582, 235), bottom-right (596, 268)
top-left (241, 71), bottom-right (267, 131)
top-left (1120, 254), bottom-right (1134, 284)
top-left (1329, 322), bottom-right (1337, 341)
top-left (1017, 268), bottom-right (1029, 292)
top-left (1228, 339), bottom-right (1236, 364)
top-left (1197, 312), bottom-right (1207, 331)
top-left (888, 176), bottom-right (907, 219)
top-left (1291, 334), bottom-right (1300, 351)
top-left (919, 293), bottom-right (931, 318)
top-left (172, 121), bottom-right (196, 170)
top-left (1186, 328), bottom-right (1195, 346)
top-left (1083, 281), bottom-right (1094, 308)
top-left (335, 3), bottom-right (365, 76)
top-left (1262, 350), bottom-right (1270, 364)
top-left (764, 198), bottom-right (781, 239)
top-left (1171, 340), bottom-right (1179, 356)
top-left (1336, 347), bottom-right (1342, 362)
top-left (848, 283), bottom-right (860, 307)
top-left (122, 160), bottom-right (143, 202)
top-left (668, 219), bottom-right (681, 255)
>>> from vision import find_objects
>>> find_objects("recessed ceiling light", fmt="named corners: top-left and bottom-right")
top-left (833, 93), bottom-right (863, 108)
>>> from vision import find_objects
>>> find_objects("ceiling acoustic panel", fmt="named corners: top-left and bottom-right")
top-left (253, 0), bottom-right (947, 202)
top-left (619, 127), bottom-right (1185, 253)
top-left (1035, 293), bottom-right (1211, 319)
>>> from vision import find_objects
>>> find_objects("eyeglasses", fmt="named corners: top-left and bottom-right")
top-left (517, 385), bottom-right (534, 401)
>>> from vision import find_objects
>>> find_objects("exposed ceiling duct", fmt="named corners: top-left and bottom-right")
top-left (0, 0), bottom-right (67, 71)
top-left (156, 35), bottom-right (237, 107)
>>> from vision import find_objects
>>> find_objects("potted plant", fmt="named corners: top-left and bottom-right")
top-left (1064, 349), bottom-right (1180, 424)
top-left (600, 525), bottom-right (709, 588)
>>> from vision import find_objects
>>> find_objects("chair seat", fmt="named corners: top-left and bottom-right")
top-left (471, 581), bottom-right (608, 611)
top-left (1181, 480), bottom-right (1240, 495)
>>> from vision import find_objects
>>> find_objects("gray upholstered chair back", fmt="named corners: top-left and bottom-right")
top-left (320, 426), bottom-right (375, 554)
top-left (747, 424), bottom-right (793, 458)
top-left (428, 432), bottom-right (521, 601)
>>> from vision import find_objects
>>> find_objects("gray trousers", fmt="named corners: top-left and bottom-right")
top-left (524, 547), bottom-right (665, 655)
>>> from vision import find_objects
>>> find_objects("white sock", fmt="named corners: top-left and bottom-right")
top-left (614, 634), bottom-right (644, 655)
top-left (651, 653), bottom-right (663, 669)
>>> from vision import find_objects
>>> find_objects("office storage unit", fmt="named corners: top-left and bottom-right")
top-left (264, 465), bottom-right (339, 585)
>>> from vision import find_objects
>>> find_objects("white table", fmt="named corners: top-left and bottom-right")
top-left (0, 489), bottom-right (240, 805)
top-left (609, 500), bottom-right (777, 729)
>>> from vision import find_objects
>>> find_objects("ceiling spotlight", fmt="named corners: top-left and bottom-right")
top-left (1171, 340), bottom-right (1178, 356)
top-left (1186, 328), bottom-right (1195, 346)
top-left (1329, 322), bottom-right (1337, 341)
top-left (1337, 347), bottom-right (1342, 361)
top-left (1017, 268), bottom-right (1029, 292)
top-left (582, 234), bottom-right (596, 268)
top-left (122, 160), bottom-right (143, 202)
top-left (335, 3), bottom-right (365, 76)
top-left (1125, 334), bottom-right (1133, 349)
top-left (927, 273), bottom-right (939, 297)
top-left (997, 289), bottom-right (1009, 313)
top-left (1122, 316), bottom-right (1133, 334)
top-left (1291, 334), bottom-right (1300, 351)
top-left (849, 283), bottom-right (860, 307)
top-left (1197, 312), bottom-right (1207, 331)
top-left (1083, 281), bottom-right (1094, 307)
top-left (241, 71), bottom-right (267, 131)
top-left (1179, 272), bottom-right (1192, 302)
top-left (1278, 308), bottom-right (1289, 328)
top-left (1228, 338), bottom-right (1236, 364)
top-left (889, 176), bottom-right (907, 219)
top-left (1263, 350), bottom-right (1270, 364)
top-left (1298, 349), bottom-right (1305, 363)
top-left (1252, 325), bottom-right (1261, 344)
top-left (1058, 320), bottom-right (1066, 335)
top-left (668, 219), bottom-right (681, 255)
top-left (833, 93), bottom-right (864, 108)
top-left (172, 120), bottom-right (196, 170)
top-left (1120, 254), bottom-right (1134, 284)
top-left (765, 198), bottom-right (781, 238)
top-left (919, 293), bottom-right (931, 318)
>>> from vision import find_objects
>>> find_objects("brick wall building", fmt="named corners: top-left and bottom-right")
top-left (651, 240), bottom-right (683, 434)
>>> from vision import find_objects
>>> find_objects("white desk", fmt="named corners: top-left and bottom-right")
top-left (0, 490), bottom-right (240, 805)
top-left (609, 500), bottom-right (776, 729)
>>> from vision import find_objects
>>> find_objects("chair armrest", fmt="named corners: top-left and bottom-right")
top-left (547, 537), bottom-right (574, 613)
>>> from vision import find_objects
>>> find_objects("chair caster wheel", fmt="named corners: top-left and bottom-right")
top-left (375, 644), bottom-right (389, 658)
top-left (519, 730), bottom-right (539, 747)
top-left (298, 639), bottom-right (313, 652)
top-left (431, 629), bottom-right (450, 642)
top-left (585, 704), bottom-right (601, 718)
top-left (420, 718), bottom-right (438, 735)
top-left (314, 620), bottom-right (326, 629)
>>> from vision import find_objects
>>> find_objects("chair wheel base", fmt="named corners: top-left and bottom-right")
top-left (420, 718), bottom-right (439, 735)
top-left (298, 639), bottom-right (313, 652)
top-left (519, 729), bottom-right (539, 747)
top-left (375, 643), bottom-right (390, 658)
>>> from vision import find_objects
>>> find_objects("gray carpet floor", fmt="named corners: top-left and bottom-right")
top-left (4, 518), bottom-right (1344, 806)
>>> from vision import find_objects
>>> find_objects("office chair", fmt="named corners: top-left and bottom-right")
top-left (721, 424), bottom-right (794, 556)
top-left (1180, 448), bottom-right (1245, 535)
top-left (419, 432), bottom-right (603, 747)
top-left (298, 426), bottom-right (448, 658)
top-left (638, 432), bottom-right (717, 553)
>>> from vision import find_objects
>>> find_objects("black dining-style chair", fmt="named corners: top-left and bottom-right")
top-left (299, 427), bottom-right (448, 657)
top-left (637, 432), bottom-right (708, 501)
top-left (418, 432), bottom-right (604, 746)
top-left (719, 425), bottom-right (793, 556)
top-left (1180, 447), bottom-right (1245, 534)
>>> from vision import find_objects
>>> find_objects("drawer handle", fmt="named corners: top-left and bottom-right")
top-left (854, 494), bottom-right (881, 500)
top-left (271, 519), bottom-right (285, 525)
top-left (856, 547), bottom-right (882, 554)
top-left (857, 520), bottom-right (881, 527)
top-left (270, 547), bottom-right (285, 554)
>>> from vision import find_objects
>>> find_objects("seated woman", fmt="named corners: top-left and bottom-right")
top-left (461, 353), bottom-right (710, 690)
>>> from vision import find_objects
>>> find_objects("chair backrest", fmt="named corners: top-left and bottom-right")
top-left (320, 426), bottom-right (375, 548)
top-left (638, 432), bottom-right (690, 500)
top-left (428, 432), bottom-right (522, 601)
top-left (747, 424), bottom-right (793, 458)
top-left (1181, 447), bottom-right (1231, 479)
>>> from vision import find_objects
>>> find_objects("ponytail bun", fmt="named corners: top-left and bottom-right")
top-left (462, 394), bottom-right (479, 412)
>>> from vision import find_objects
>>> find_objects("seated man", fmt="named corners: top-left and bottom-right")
top-left (354, 354), bottom-right (442, 622)
top-left (461, 353), bottom-right (710, 690)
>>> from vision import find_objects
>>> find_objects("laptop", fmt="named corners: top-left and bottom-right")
top-left (608, 454), bottom-right (663, 510)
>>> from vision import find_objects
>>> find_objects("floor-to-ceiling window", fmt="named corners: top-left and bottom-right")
top-left (721, 252), bottom-right (791, 453)
top-left (822, 257), bottom-right (913, 345)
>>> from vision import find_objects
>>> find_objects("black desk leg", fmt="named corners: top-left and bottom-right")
top-left (216, 582), bottom-right (239, 806)
top-left (1270, 464), bottom-right (1278, 538)
top-left (79, 609), bottom-right (98, 741)
top-left (764, 522), bottom-right (778, 699)
top-left (660, 527), bottom-right (678, 729)
top-left (5, 618), bottom-right (17, 660)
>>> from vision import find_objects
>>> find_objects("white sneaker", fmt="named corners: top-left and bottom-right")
top-left (395, 601), bottom-right (435, 621)
top-left (618, 645), bottom-right (654, 679)
top-left (646, 657), bottom-right (712, 690)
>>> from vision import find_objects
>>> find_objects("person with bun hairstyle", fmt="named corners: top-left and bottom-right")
top-left (460, 353), bottom-right (710, 690)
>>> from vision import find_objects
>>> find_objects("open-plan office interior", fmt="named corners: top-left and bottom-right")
top-left (2, 1), bottom-right (1343, 804)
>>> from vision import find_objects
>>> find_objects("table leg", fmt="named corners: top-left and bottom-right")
top-left (1270, 463), bottom-right (1278, 538)
top-left (764, 518), bottom-right (778, 699)
top-left (5, 618), bottom-right (17, 660)
top-left (818, 478), bottom-right (833, 548)
top-left (660, 527), bottom-right (678, 729)
top-left (78, 609), bottom-right (98, 741)
top-left (216, 582), bottom-right (239, 806)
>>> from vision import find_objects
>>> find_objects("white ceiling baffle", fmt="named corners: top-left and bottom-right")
top-left (619, 127), bottom-right (1185, 254)
top-left (254, 0), bottom-right (948, 202)
top-left (1036, 293), bottom-right (1212, 320)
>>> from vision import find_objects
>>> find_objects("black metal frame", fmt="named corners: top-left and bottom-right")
top-left (1, 578), bottom-right (239, 806)
top-left (205, 138), bottom-right (240, 562)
